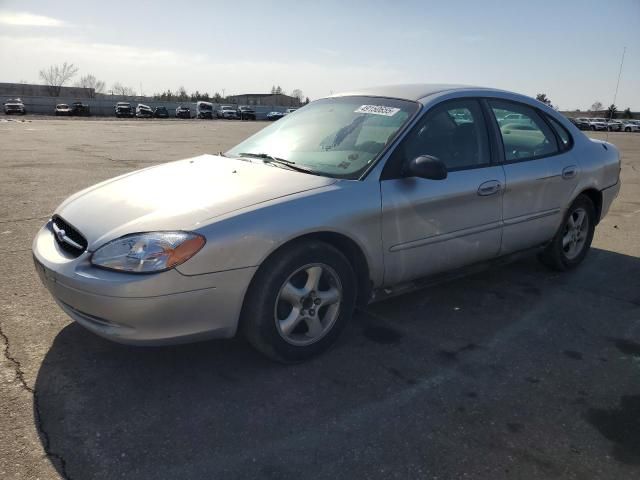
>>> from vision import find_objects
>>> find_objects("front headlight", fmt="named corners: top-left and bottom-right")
top-left (91, 232), bottom-right (205, 273)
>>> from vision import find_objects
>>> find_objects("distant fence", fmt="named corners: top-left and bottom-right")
top-left (0, 95), bottom-right (292, 120)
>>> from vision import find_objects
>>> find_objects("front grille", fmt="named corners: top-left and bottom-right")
top-left (52, 215), bottom-right (88, 257)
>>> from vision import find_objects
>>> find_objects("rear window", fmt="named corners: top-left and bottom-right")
top-left (545, 115), bottom-right (573, 150)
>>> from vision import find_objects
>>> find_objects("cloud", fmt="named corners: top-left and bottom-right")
top-left (0, 11), bottom-right (66, 27)
top-left (316, 48), bottom-right (340, 57)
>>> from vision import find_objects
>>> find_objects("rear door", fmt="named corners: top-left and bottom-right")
top-left (380, 98), bottom-right (504, 286)
top-left (486, 99), bottom-right (575, 254)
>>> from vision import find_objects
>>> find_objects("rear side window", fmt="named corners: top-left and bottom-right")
top-left (489, 100), bottom-right (559, 161)
top-left (545, 115), bottom-right (573, 151)
top-left (399, 99), bottom-right (490, 171)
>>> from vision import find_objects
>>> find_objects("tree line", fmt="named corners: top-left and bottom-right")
top-left (33, 64), bottom-right (634, 116)
top-left (36, 62), bottom-right (309, 103)
top-left (537, 93), bottom-right (633, 119)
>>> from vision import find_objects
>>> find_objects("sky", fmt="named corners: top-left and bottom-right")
top-left (0, 0), bottom-right (639, 110)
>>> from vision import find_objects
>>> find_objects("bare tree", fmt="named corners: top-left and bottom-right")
top-left (75, 74), bottom-right (106, 98)
top-left (291, 89), bottom-right (304, 104)
top-left (111, 82), bottom-right (136, 97)
top-left (39, 62), bottom-right (79, 96)
top-left (176, 86), bottom-right (189, 101)
top-left (590, 101), bottom-right (603, 112)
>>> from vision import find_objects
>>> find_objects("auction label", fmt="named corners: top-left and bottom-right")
top-left (354, 105), bottom-right (400, 116)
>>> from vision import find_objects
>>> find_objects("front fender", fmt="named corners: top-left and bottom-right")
top-left (176, 181), bottom-right (385, 286)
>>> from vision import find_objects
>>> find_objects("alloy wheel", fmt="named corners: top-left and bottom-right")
top-left (562, 207), bottom-right (589, 260)
top-left (274, 263), bottom-right (342, 346)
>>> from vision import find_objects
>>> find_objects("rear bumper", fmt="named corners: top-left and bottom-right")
top-left (33, 222), bottom-right (256, 345)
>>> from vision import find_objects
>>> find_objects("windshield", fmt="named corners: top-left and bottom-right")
top-left (226, 96), bottom-right (419, 179)
top-left (199, 104), bottom-right (212, 110)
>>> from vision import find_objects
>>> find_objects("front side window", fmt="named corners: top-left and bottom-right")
top-left (227, 96), bottom-right (419, 179)
top-left (489, 100), bottom-right (558, 161)
top-left (395, 99), bottom-right (490, 172)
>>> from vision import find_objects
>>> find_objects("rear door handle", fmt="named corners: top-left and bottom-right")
top-left (477, 180), bottom-right (502, 196)
top-left (562, 165), bottom-right (578, 179)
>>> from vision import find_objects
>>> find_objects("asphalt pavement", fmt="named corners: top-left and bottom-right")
top-left (1, 119), bottom-right (639, 479)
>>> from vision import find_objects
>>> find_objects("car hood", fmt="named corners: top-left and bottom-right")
top-left (55, 154), bottom-right (337, 250)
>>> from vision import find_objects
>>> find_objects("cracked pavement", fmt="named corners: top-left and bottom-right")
top-left (1, 119), bottom-right (639, 479)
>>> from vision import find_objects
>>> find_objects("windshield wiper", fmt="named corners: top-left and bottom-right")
top-left (237, 152), bottom-right (317, 175)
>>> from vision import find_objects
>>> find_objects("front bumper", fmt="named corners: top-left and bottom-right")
top-left (33, 222), bottom-right (256, 345)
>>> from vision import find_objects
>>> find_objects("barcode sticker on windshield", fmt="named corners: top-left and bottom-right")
top-left (355, 105), bottom-right (400, 116)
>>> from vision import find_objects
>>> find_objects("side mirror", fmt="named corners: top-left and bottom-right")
top-left (404, 155), bottom-right (447, 180)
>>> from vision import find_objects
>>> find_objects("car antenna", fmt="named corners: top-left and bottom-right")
top-left (606, 46), bottom-right (626, 143)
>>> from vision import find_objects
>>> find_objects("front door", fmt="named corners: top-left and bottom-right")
top-left (380, 98), bottom-right (504, 286)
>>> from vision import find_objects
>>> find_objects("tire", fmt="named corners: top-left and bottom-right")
top-left (625, 127), bottom-right (631, 132)
top-left (241, 240), bottom-right (357, 363)
top-left (538, 194), bottom-right (596, 271)
top-left (590, 125), bottom-right (596, 131)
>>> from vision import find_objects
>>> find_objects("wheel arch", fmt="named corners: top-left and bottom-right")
top-left (576, 188), bottom-right (603, 224)
top-left (248, 231), bottom-right (373, 309)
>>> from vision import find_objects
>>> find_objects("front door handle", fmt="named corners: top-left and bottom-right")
top-left (477, 180), bottom-right (502, 196)
top-left (562, 165), bottom-right (578, 179)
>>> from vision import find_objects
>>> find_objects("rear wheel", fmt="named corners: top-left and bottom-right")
top-left (538, 195), bottom-right (596, 271)
top-left (242, 241), bottom-right (356, 363)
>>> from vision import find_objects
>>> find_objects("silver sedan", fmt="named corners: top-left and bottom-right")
top-left (33, 84), bottom-right (621, 362)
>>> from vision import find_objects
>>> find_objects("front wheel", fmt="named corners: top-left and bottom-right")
top-left (241, 241), bottom-right (356, 363)
top-left (538, 195), bottom-right (596, 271)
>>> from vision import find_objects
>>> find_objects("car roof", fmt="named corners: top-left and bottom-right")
top-left (329, 83), bottom-right (499, 101)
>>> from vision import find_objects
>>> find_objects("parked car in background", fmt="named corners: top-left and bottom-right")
top-left (175, 106), bottom-right (191, 119)
top-left (266, 111), bottom-right (286, 121)
top-left (136, 104), bottom-right (154, 118)
top-left (622, 120), bottom-right (640, 132)
top-left (237, 106), bottom-right (256, 120)
top-left (115, 102), bottom-right (134, 118)
top-left (196, 101), bottom-right (214, 119)
top-left (587, 118), bottom-right (608, 131)
top-left (570, 117), bottom-right (591, 130)
top-left (55, 104), bottom-right (73, 116)
top-left (216, 105), bottom-right (239, 119)
top-left (32, 84), bottom-right (621, 363)
top-left (154, 106), bottom-right (169, 118)
top-left (71, 102), bottom-right (91, 116)
top-left (4, 98), bottom-right (26, 115)
top-left (605, 120), bottom-right (622, 132)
